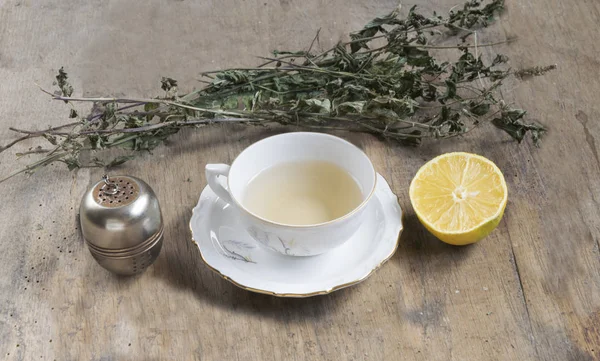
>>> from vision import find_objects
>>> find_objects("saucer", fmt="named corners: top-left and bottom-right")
top-left (189, 173), bottom-right (403, 297)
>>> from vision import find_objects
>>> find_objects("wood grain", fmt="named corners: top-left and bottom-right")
top-left (1, 0), bottom-right (599, 360)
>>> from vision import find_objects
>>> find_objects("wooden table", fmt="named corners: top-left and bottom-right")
top-left (1, 0), bottom-right (599, 360)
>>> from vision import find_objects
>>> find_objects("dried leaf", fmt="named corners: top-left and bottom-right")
top-left (492, 108), bottom-right (545, 144)
top-left (55, 67), bottom-right (73, 101)
top-left (469, 102), bottom-right (490, 116)
top-left (293, 99), bottom-right (331, 114)
top-left (337, 101), bottom-right (366, 115)
top-left (161, 77), bottom-right (178, 92)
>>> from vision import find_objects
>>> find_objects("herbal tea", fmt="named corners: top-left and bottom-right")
top-left (242, 161), bottom-right (364, 226)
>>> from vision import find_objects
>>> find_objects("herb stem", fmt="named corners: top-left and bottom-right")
top-left (364, 38), bottom-right (513, 54)
top-left (0, 134), bottom-right (32, 153)
top-left (49, 94), bottom-right (247, 117)
top-left (0, 151), bottom-right (68, 183)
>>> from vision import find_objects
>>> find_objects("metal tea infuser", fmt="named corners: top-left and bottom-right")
top-left (79, 174), bottom-right (164, 275)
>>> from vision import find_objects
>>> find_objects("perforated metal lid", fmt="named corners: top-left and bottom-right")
top-left (80, 174), bottom-right (163, 250)
top-left (92, 175), bottom-right (140, 207)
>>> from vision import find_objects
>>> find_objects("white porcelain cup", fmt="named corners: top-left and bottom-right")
top-left (205, 132), bottom-right (377, 256)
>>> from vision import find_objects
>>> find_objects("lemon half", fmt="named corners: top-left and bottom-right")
top-left (409, 152), bottom-right (508, 245)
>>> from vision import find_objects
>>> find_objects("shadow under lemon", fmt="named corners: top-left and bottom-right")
top-left (394, 212), bottom-right (476, 269)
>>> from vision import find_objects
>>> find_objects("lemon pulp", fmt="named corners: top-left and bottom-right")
top-left (409, 152), bottom-right (508, 245)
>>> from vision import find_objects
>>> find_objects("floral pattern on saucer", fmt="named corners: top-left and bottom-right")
top-left (247, 226), bottom-right (313, 256)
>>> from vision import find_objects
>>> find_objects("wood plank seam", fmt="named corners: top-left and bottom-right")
top-left (507, 228), bottom-right (540, 360)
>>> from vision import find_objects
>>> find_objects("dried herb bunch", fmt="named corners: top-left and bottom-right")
top-left (1, 0), bottom-right (551, 182)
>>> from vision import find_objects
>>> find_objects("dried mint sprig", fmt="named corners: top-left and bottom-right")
top-left (0, 0), bottom-right (553, 183)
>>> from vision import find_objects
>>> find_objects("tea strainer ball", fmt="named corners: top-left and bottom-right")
top-left (79, 175), bottom-right (164, 276)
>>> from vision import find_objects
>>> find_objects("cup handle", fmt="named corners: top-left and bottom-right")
top-left (205, 164), bottom-right (234, 204)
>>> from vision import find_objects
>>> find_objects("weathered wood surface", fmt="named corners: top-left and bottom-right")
top-left (1, 0), bottom-right (599, 360)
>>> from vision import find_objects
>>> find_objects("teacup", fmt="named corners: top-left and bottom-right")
top-left (205, 132), bottom-right (376, 256)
